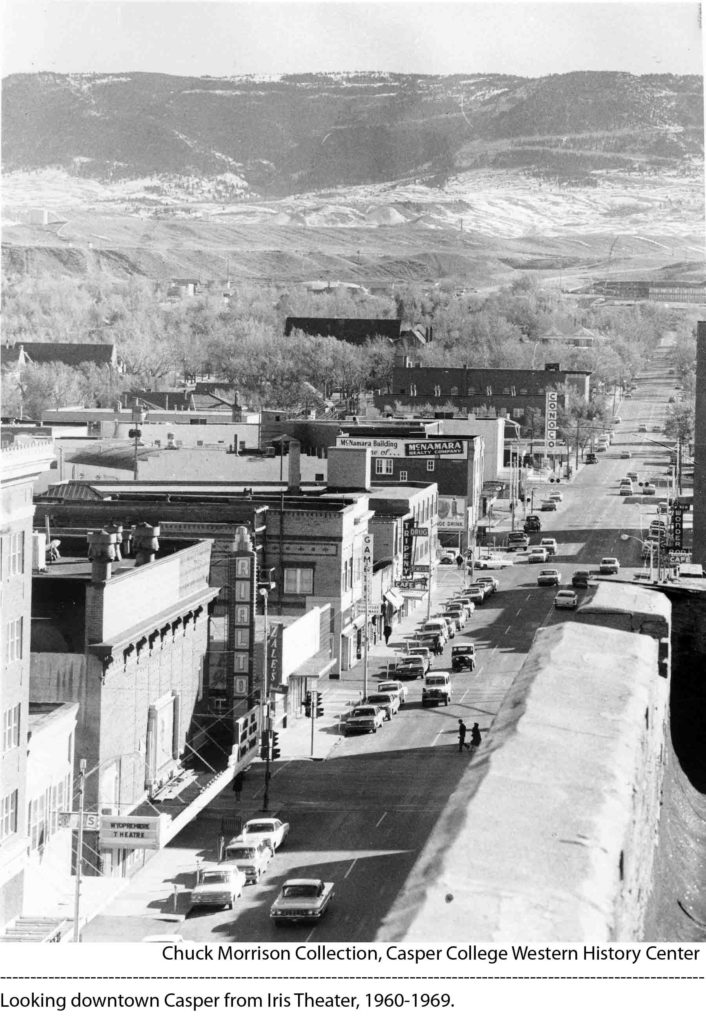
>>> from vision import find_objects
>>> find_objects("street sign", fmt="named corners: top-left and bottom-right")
top-left (58, 812), bottom-right (100, 832)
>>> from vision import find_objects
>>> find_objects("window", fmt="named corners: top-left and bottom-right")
top-left (512, 408), bottom-right (524, 419)
top-left (450, 386), bottom-right (459, 397)
top-left (486, 386), bottom-right (493, 396)
top-left (409, 384), bottom-right (417, 397)
top-left (426, 460), bottom-right (435, 472)
top-left (9, 531), bottom-right (24, 577)
top-left (433, 385), bottom-right (442, 397)
top-left (375, 458), bottom-right (393, 476)
top-left (0, 790), bottom-right (18, 843)
top-left (284, 568), bottom-right (314, 595)
top-left (466, 386), bottom-right (476, 396)
top-left (502, 387), bottom-right (511, 395)
top-left (4, 618), bottom-right (23, 665)
top-left (399, 471), bottom-right (408, 482)
top-left (2, 704), bottom-right (20, 753)
top-left (519, 388), bottom-right (529, 395)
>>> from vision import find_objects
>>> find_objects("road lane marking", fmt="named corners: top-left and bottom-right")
top-left (344, 859), bottom-right (358, 878)
top-left (431, 728), bottom-right (444, 747)
top-left (504, 625), bottom-right (512, 634)
top-left (375, 812), bottom-right (387, 828)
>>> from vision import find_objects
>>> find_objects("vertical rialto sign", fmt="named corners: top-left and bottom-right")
top-left (545, 390), bottom-right (558, 451)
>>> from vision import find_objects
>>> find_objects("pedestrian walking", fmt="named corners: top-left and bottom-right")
top-left (383, 623), bottom-right (393, 646)
top-left (470, 723), bottom-right (481, 750)
top-left (457, 719), bottom-right (468, 753)
top-left (232, 772), bottom-right (244, 803)
top-left (455, 553), bottom-right (464, 570)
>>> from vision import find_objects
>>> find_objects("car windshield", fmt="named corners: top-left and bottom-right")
top-left (367, 696), bottom-right (388, 704)
top-left (245, 823), bottom-right (275, 833)
top-left (199, 871), bottom-right (231, 885)
top-left (454, 646), bottom-right (474, 655)
top-left (225, 848), bottom-right (254, 860)
top-left (282, 884), bottom-right (320, 899)
top-left (351, 708), bottom-right (373, 717)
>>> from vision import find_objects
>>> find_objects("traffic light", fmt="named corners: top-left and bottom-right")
top-left (259, 732), bottom-right (270, 760)
top-left (128, 428), bottom-right (142, 440)
top-left (271, 731), bottom-right (281, 761)
top-left (303, 693), bottom-right (312, 718)
top-left (316, 693), bottom-right (324, 718)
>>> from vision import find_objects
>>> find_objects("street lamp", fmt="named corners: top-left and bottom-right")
top-left (620, 533), bottom-right (655, 583)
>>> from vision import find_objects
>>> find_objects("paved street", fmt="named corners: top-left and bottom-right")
top-left (81, 354), bottom-right (682, 942)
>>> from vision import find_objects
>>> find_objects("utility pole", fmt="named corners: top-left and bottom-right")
top-left (259, 583), bottom-right (274, 812)
top-left (72, 758), bottom-right (87, 943)
top-left (129, 404), bottom-right (146, 481)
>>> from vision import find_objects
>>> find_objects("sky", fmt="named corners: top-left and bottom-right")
top-left (0, 0), bottom-right (702, 79)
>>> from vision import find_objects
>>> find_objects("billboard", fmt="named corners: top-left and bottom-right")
top-left (437, 496), bottom-right (466, 530)
top-left (545, 390), bottom-right (558, 450)
top-left (405, 439), bottom-right (466, 458)
top-left (336, 437), bottom-right (405, 456)
top-left (100, 815), bottom-right (165, 850)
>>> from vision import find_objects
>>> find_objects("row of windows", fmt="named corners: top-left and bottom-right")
top-left (4, 618), bottom-right (23, 666)
top-left (28, 772), bottom-right (72, 853)
top-left (404, 385), bottom-right (535, 398)
top-left (0, 530), bottom-right (25, 580)
top-left (2, 703), bottom-right (21, 753)
top-left (0, 790), bottom-right (18, 843)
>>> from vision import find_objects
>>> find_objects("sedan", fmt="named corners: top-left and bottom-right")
top-left (572, 570), bottom-right (591, 588)
top-left (365, 693), bottom-right (400, 720)
top-left (393, 656), bottom-right (427, 681)
top-left (642, 484), bottom-right (656, 495)
top-left (238, 818), bottom-right (290, 852)
top-left (345, 705), bottom-right (386, 734)
top-left (528, 546), bottom-right (549, 563)
top-left (541, 538), bottom-right (558, 555)
top-left (464, 585), bottom-right (486, 605)
top-left (475, 575), bottom-right (499, 593)
top-left (599, 557), bottom-right (620, 574)
top-left (537, 569), bottom-right (562, 586)
top-left (541, 500), bottom-right (558, 512)
top-left (620, 451), bottom-right (632, 459)
top-left (549, 491), bottom-right (563, 502)
top-left (554, 589), bottom-right (578, 609)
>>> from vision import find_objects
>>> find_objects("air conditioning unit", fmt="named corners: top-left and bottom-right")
top-left (32, 532), bottom-right (46, 572)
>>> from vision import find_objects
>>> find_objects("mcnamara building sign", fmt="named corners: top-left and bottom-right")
top-left (336, 437), bottom-right (467, 458)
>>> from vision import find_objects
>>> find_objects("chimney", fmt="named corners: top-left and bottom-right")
top-left (288, 439), bottom-right (302, 491)
top-left (87, 529), bottom-right (119, 582)
top-left (133, 522), bottom-right (161, 566)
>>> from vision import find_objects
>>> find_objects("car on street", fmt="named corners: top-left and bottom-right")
top-left (541, 538), bottom-right (558, 555)
top-left (447, 595), bottom-right (476, 612)
top-left (537, 569), bottom-right (562, 586)
top-left (407, 645), bottom-right (433, 667)
top-left (585, 452), bottom-right (598, 464)
top-left (424, 617), bottom-right (451, 640)
top-left (653, 424), bottom-right (662, 432)
top-left (378, 680), bottom-right (409, 703)
top-left (508, 531), bottom-right (530, 551)
top-left (599, 557), bottom-right (620, 575)
top-left (237, 818), bottom-right (290, 852)
top-left (345, 705), bottom-right (386, 734)
top-left (464, 585), bottom-right (486, 605)
top-left (619, 485), bottom-right (633, 496)
top-left (540, 499), bottom-right (558, 511)
top-left (221, 838), bottom-right (273, 884)
top-left (365, 692), bottom-right (400, 720)
top-left (619, 477), bottom-right (632, 487)
top-left (528, 546), bottom-right (549, 563)
top-left (421, 671), bottom-right (452, 706)
top-left (451, 643), bottom-right (476, 672)
top-left (440, 615), bottom-right (457, 637)
top-left (620, 451), bottom-right (632, 459)
top-left (468, 579), bottom-right (493, 597)
top-left (638, 424), bottom-right (648, 432)
top-left (554, 589), bottom-right (578, 609)
top-left (190, 865), bottom-right (245, 910)
top-left (595, 442), bottom-right (608, 452)
top-left (627, 472), bottom-right (638, 483)
top-left (549, 491), bottom-right (563, 503)
top-left (270, 878), bottom-right (334, 926)
top-left (415, 629), bottom-right (445, 654)
top-left (439, 548), bottom-right (460, 565)
top-left (642, 483), bottom-right (656, 495)
top-left (475, 575), bottom-right (499, 593)
top-left (443, 605), bottom-right (468, 628)
top-left (524, 515), bottom-right (542, 532)
top-left (473, 555), bottom-right (513, 569)
top-left (571, 570), bottom-right (591, 588)
top-left (393, 656), bottom-right (427, 681)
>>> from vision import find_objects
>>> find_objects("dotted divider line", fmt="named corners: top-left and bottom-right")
top-left (0, 976), bottom-right (702, 981)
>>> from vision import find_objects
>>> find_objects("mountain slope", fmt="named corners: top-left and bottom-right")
top-left (2, 71), bottom-right (702, 194)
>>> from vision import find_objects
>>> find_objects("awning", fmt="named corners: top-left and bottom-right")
top-left (289, 652), bottom-right (337, 681)
top-left (341, 613), bottom-right (367, 638)
top-left (401, 589), bottom-right (428, 600)
top-left (384, 588), bottom-right (404, 610)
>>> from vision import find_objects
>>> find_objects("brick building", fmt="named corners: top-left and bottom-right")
top-left (30, 537), bottom-right (219, 878)
top-left (0, 440), bottom-right (54, 930)
top-left (373, 363), bottom-right (591, 421)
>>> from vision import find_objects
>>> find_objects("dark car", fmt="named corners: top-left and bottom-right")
top-left (451, 643), bottom-right (476, 673)
top-left (585, 453), bottom-right (598, 465)
top-left (572, 570), bottom-right (591, 588)
top-left (540, 499), bottom-right (557, 511)
top-left (524, 515), bottom-right (542, 532)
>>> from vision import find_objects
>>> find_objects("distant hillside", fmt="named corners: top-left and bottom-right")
top-left (2, 71), bottom-right (702, 195)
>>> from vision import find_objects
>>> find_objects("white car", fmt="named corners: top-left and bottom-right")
top-left (528, 546), bottom-right (548, 563)
top-left (554, 589), bottom-right (578, 609)
top-left (599, 557), bottom-right (620, 575)
top-left (378, 680), bottom-right (409, 703)
top-left (473, 556), bottom-right (513, 569)
top-left (345, 705), bottom-right (386, 734)
top-left (190, 865), bottom-right (245, 909)
top-left (270, 878), bottom-right (334, 925)
top-left (537, 568), bottom-right (562, 586)
top-left (475, 575), bottom-right (499, 592)
top-left (549, 491), bottom-right (563, 502)
top-left (237, 817), bottom-right (290, 852)
top-left (540, 538), bottom-right (558, 555)
top-left (365, 692), bottom-right (400, 720)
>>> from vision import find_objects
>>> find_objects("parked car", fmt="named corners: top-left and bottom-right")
top-left (585, 452), bottom-right (598, 464)
top-left (528, 546), bottom-right (549, 563)
top-left (554, 589), bottom-right (578, 609)
top-left (620, 451), bottom-right (632, 459)
top-left (451, 642), bottom-right (476, 672)
top-left (415, 629), bottom-right (445, 654)
top-left (619, 477), bottom-right (632, 487)
top-left (508, 531), bottom-right (530, 551)
top-left (270, 878), bottom-right (334, 926)
top-left (464, 584), bottom-right (486, 605)
top-left (549, 491), bottom-right (563, 503)
top-left (393, 656), bottom-right (427, 681)
top-left (439, 548), bottom-right (460, 565)
top-left (424, 617), bottom-right (450, 640)
top-left (443, 605), bottom-right (468, 627)
top-left (469, 579), bottom-right (493, 596)
top-left (537, 569), bottom-right (562, 586)
top-left (572, 570), bottom-right (591, 588)
top-left (190, 865), bottom-right (244, 910)
top-left (524, 515), bottom-right (542, 532)
top-left (475, 575), bottom-right (499, 593)
top-left (627, 472), bottom-right (638, 483)
top-left (541, 499), bottom-right (558, 511)
top-left (613, 417), bottom-right (622, 424)
top-left (237, 818), bottom-right (289, 852)
top-left (345, 705), bottom-right (386, 734)
top-left (541, 538), bottom-right (558, 555)
top-left (619, 486), bottom-right (633, 496)
top-left (421, 671), bottom-right (452, 706)
top-left (378, 680), bottom-right (409, 704)
top-left (599, 557), bottom-right (620, 575)
top-left (642, 484), bottom-right (656, 495)
top-left (221, 838), bottom-right (273, 884)
top-left (595, 442), bottom-right (608, 452)
top-left (447, 596), bottom-right (476, 613)
top-left (638, 424), bottom-right (648, 432)
top-left (365, 692), bottom-right (400, 720)
top-left (440, 615), bottom-right (457, 637)
top-left (473, 556), bottom-right (513, 569)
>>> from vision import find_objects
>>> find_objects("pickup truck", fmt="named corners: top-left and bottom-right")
top-left (270, 878), bottom-right (334, 926)
top-left (378, 680), bottom-right (408, 703)
top-left (507, 531), bottom-right (530, 551)
top-left (422, 671), bottom-right (452, 707)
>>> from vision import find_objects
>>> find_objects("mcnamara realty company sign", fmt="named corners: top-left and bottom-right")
top-left (336, 437), bottom-right (467, 458)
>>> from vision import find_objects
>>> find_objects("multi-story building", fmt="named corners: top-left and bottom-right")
top-left (0, 440), bottom-right (54, 930)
